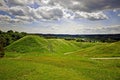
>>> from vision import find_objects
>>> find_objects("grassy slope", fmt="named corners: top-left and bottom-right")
top-left (1, 35), bottom-right (120, 80)
top-left (0, 55), bottom-right (120, 80)
top-left (70, 41), bottom-right (120, 57)
top-left (6, 35), bottom-right (102, 55)
top-left (6, 35), bottom-right (49, 53)
top-left (6, 35), bottom-right (81, 54)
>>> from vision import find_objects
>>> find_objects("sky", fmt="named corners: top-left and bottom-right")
top-left (0, 0), bottom-right (120, 34)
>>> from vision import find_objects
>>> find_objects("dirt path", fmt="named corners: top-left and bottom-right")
top-left (64, 52), bottom-right (75, 55)
top-left (64, 50), bottom-right (81, 55)
top-left (91, 57), bottom-right (120, 60)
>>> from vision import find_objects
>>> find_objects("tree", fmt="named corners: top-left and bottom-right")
top-left (0, 36), bottom-right (5, 58)
top-left (7, 30), bottom-right (13, 34)
top-left (0, 30), bottom-right (27, 47)
top-left (0, 30), bottom-right (3, 34)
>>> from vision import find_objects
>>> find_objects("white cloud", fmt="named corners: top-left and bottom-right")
top-left (36, 7), bottom-right (63, 20)
top-left (75, 11), bottom-right (108, 20)
top-left (118, 14), bottom-right (120, 16)
top-left (0, 0), bottom-right (9, 11)
top-left (0, 14), bottom-right (22, 23)
top-left (48, 21), bottom-right (120, 34)
top-left (0, 17), bottom-right (120, 34)
top-left (15, 16), bottom-right (34, 22)
top-left (94, 25), bottom-right (120, 34)
top-left (41, 0), bottom-right (51, 4)
top-left (9, 6), bottom-right (26, 16)
top-left (0, 14), bottom-right (11, 21)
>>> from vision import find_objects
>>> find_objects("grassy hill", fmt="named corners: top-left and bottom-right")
top-left (72, 41), bottom-right (120, 57)
top-left (1, 35), bottom-right (120, 80)
top-left (6, 35), bottom-right (81, 54)
top-left (6, 36), bottom-right (49, 53)
top-left (6, 35), bottom-right (120, 57)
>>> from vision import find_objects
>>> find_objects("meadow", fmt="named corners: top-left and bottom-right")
top-left (0, 35), bottom-right (120, 80)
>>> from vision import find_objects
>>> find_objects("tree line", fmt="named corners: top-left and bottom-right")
top-left (0, 30), bottom-right (27, 57)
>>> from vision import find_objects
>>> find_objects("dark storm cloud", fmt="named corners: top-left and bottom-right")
top-left (50, 0), bottom-right (120, 12)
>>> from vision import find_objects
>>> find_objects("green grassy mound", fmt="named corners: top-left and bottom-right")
top-left (6, 35), bottom-right (120, 57)
top-left (6, 36), bottom-right (49, 53)
top-left (6, 35), bottom-right (81, 54)
top-left (74, 41), bottom-right (120, 57)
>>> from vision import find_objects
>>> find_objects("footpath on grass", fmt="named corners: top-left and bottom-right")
top-left (91, 57), bottom-right (120, 60)
top-left (64, 50), bottom-right (82, 55)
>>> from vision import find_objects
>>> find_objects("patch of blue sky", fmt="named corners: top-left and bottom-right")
top-left (102, 10), bottom-right (120, 26)
top-left (28, 2), bottom-right (40, 9)
top-left (0, 10), bottom-right (15, 18)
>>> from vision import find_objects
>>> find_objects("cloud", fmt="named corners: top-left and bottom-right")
top-left (40, 0), bottom-right (51, 4)
top-left (4, 0), bottom-right (26, 7)
top-left (15, 16), bottom-right (34, 22)
top-left (49, 0), bottom-right (120, 12)
top-left (4, 0), bottom-right (35, 7)
top-left (9, 6), bottom-right (26, 16)
top-left (75, 11), bottom-right (108, 20)
top-left (37, 8), bottom-right (63, 20)
top-left (0, 14), bottom-right (11, 21)
top-left (0, 0), bottom-right (4, 6)
top-left (0, 0), bottom-right (9, 11)
top-left (0, 0), bottom-right (120, 22)
top-left (93, 25), bottom-right (120, 34)
top-left (0, 14), bottom-right (23, 23)
top-left (1, 17), bottom-right (120, 34)
top-left (0, 3), bottom-right (3, 6)
top-left (38, 22), bottom-right (120, 34)
top-left (75, 25), bottom-right (120, 34)
top-left (9, 6), bottom-right (37, 22)
top-left (118, 14), bottom-right (120, 16)
top-left (9, 5), bottom-right (63, 21)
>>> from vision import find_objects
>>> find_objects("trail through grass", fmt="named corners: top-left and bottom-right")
top-left (91, 57), bottom-right (120, 60)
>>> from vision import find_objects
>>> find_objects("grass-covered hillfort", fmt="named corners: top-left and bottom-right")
top-left (0, 30), bottom-right (120, 80)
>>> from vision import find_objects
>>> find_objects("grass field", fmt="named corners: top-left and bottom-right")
top-left (0, 35), bottom-right (120, 80)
